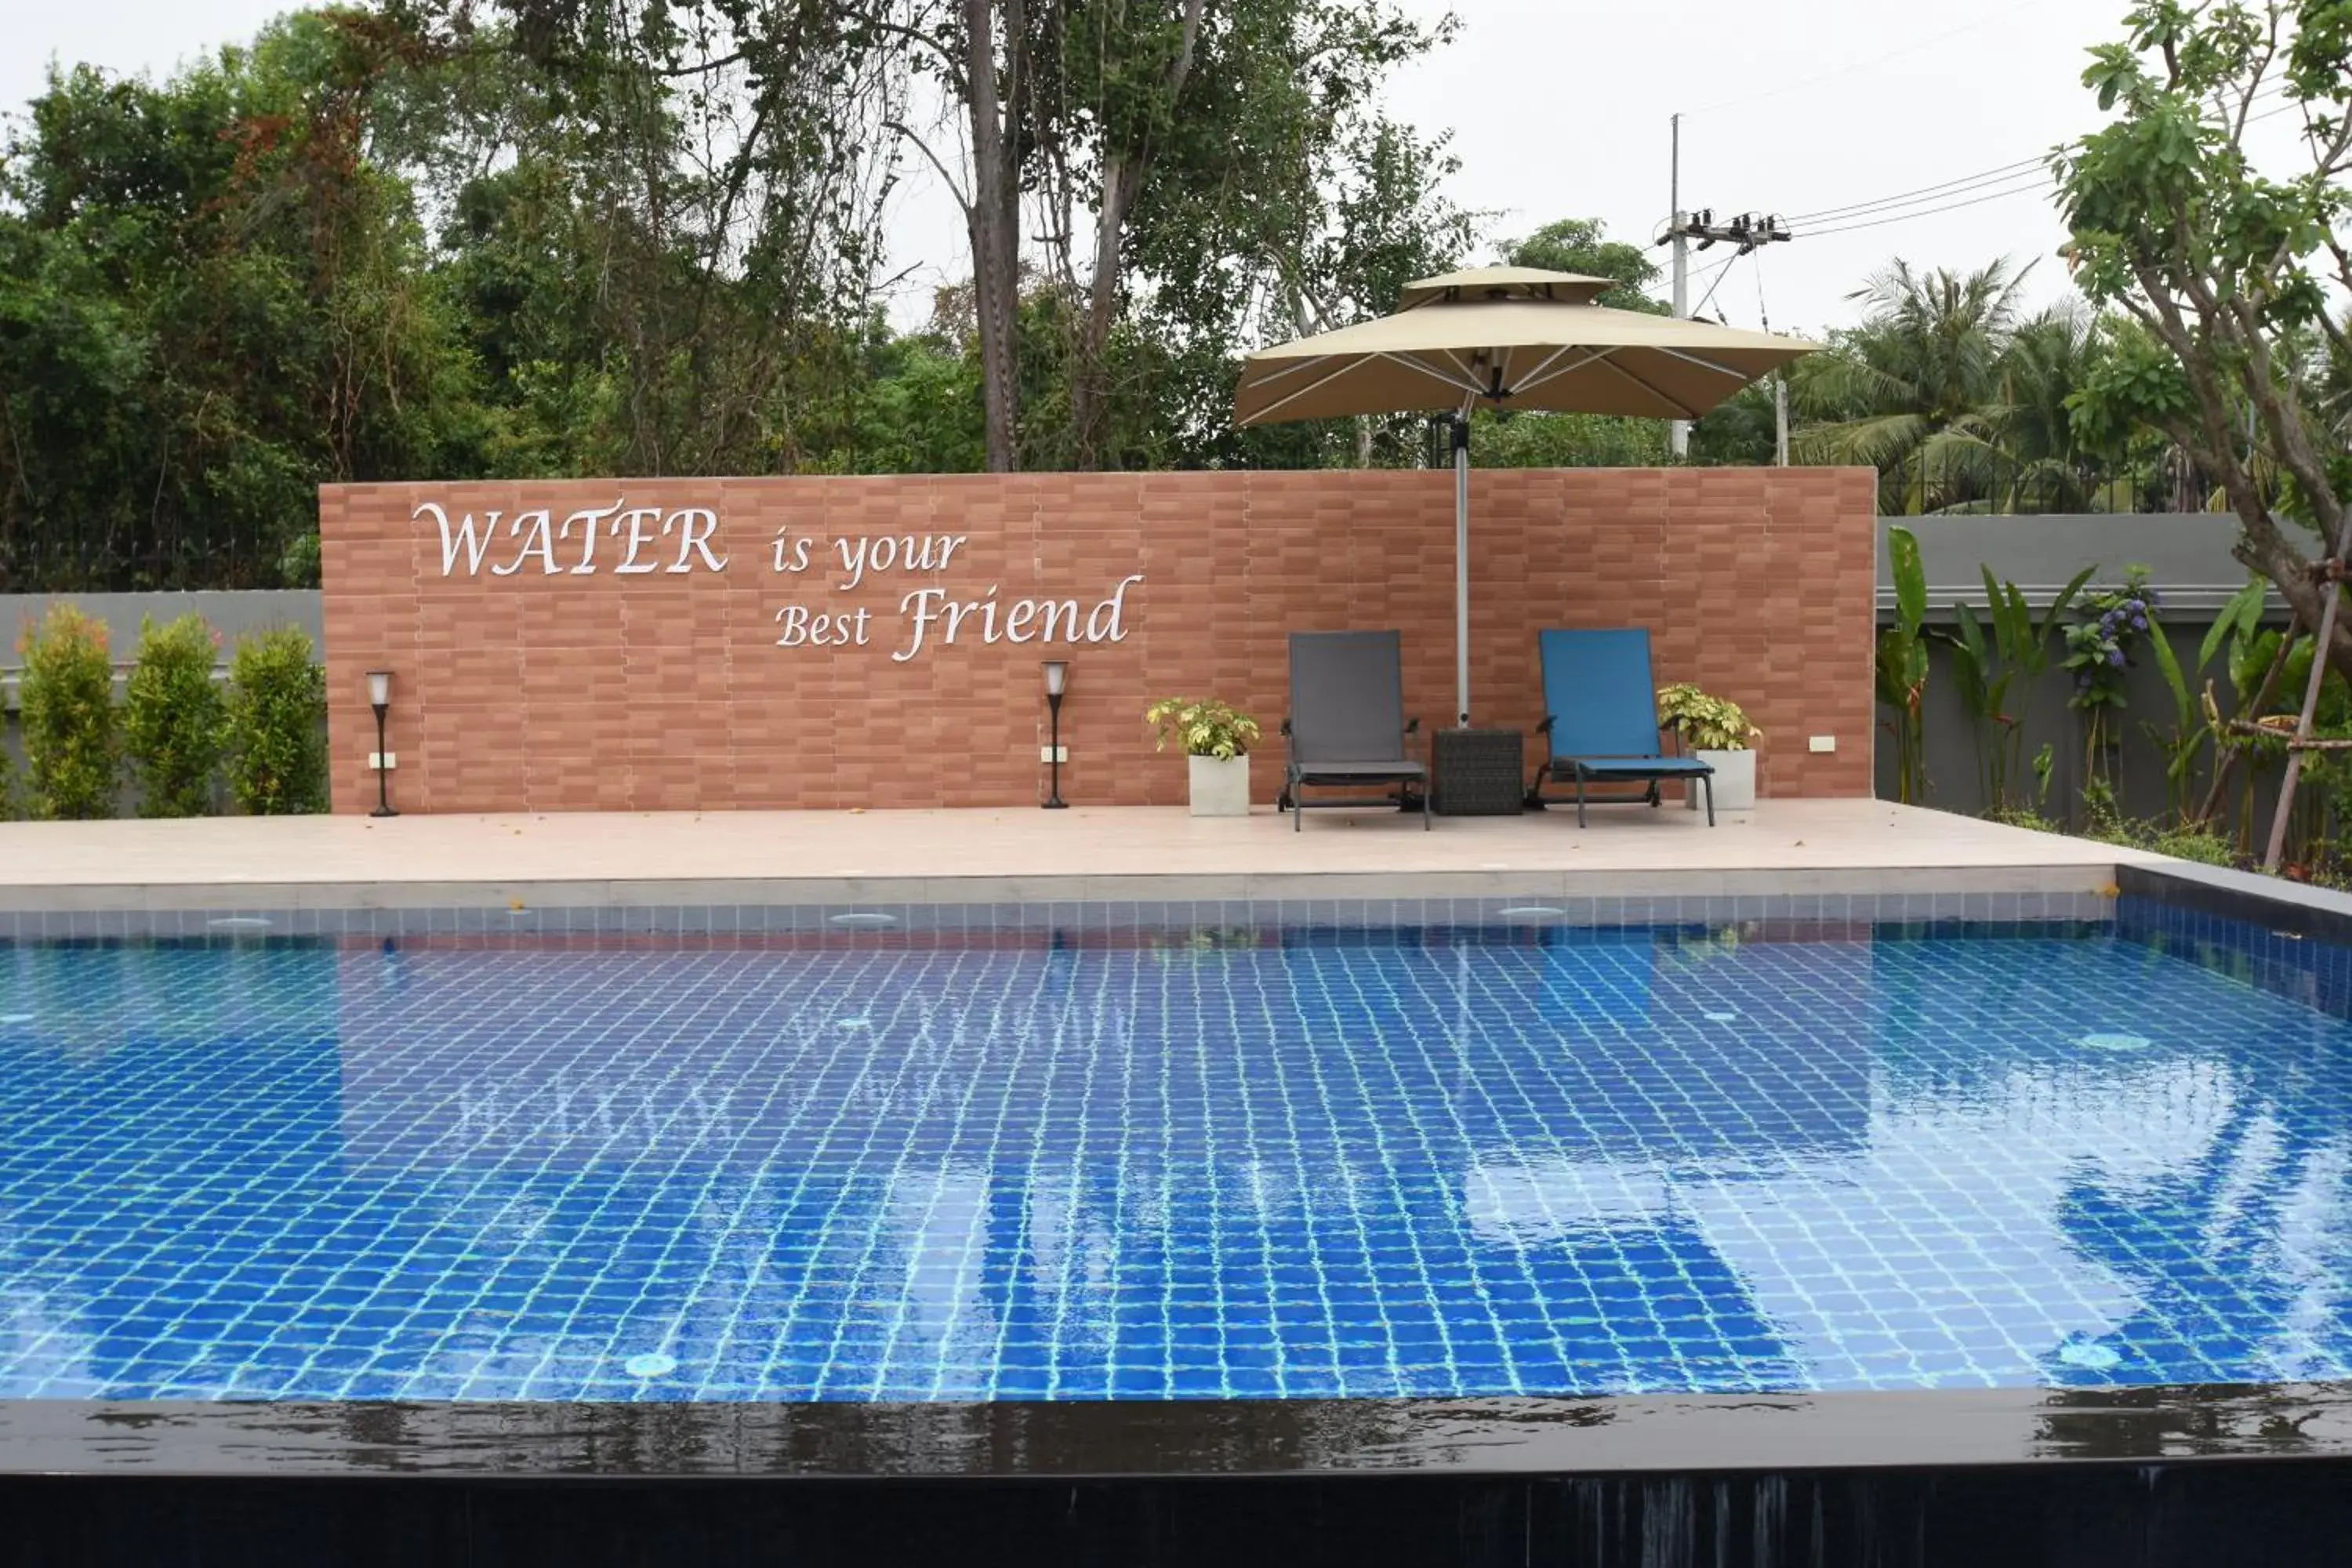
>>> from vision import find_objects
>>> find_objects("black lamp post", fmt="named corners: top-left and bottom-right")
top-left (1041, 659), bottom-right (1069, 809)
top-left (367, 670), bottom-right (399, 818)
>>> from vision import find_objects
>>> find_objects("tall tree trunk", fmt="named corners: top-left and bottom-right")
top-left (964, 0), bottom-right (1023, 472)
top-left (1069, 0), bottom-right (1206, 470)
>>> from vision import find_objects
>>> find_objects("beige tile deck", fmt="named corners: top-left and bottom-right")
top-left (0, 800), bottom-right (2151, 912)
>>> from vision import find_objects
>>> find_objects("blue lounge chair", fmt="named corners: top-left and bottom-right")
top-left (1530, 628), bottom-right (1715, 827)
top-left (1279, 630), bottom-right (1429, 832)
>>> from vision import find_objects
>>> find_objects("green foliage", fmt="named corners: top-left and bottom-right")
top-left (1792, 261), bottom-right (2120, 514)
top-left (1499, 218), bottom-right (1664, 314)
top-left (278, 532), bottom-right (323, 590)
top-left (16, 604), bottom-right (119, 818)
top-left (2152, 826), bottom-right (2238, 866)
top-left (123, 614), bottom-right (227, 818)
top-left (2053, 0), bottom-right (2350, 658)
top-left (224, 627), bottom-right (326, 815)
top-left (1143, 698), bottom-right (1262, 760)
top-left (1875, 525), bottom-right (1930, 801)
top-left (1653, 684), bottom-right (1760, 752)
top-left (2136, 575), bottom-right (2267, 825)
top-left (0, 16), bottom-right (481, 590)
top-left (2063, 568), bottom-right (2160, 788)
top-left (1947, 562), bottom-right (2094, 808)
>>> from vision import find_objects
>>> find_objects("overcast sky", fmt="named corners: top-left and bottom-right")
top-left (0, 0), bottom-right (2249, 339)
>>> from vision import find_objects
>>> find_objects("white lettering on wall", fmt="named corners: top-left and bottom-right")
top-left (836, 533), bottom-right (967, 590)
top-left (665, 508), bottom-right (725, 573)
top-left (771, 527), bottom-right (814, 574)
top-left (419, 502), bottom-right (495, 576)
top-left (492, 510), bottom-right (558, 576)
top-left (612, 507), bottom-right (664, 573)
top-left (888, 575), bottom-right (1141, 663)
top-left (413, 499), bottom-right (1139, 658)
top-left (560, 501), bottom-right (622, 573)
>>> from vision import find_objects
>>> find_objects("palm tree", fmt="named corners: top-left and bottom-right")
top-left (1791, 259), bottom-right (2035, 513)
top-left (1994, 303), bottom-right (2103, 513)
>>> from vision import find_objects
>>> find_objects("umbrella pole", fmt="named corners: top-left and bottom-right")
top-left (1452, 414), bottom-right (1470, 728)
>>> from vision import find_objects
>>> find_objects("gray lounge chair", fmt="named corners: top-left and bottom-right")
top-left (1279, 630), bottom-right (1429, 831)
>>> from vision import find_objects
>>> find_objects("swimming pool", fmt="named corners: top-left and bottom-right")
top-left (1, 913), bottom-right (2347, 1404)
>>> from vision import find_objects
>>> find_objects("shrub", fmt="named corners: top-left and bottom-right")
top-left (1655, 683), bottom-right (1762, 752)
top-left (16, 604), bottom-right (120, 819)
top-left (124, 614), bottom-right (227, 818)
top-left (225, 627), bottom-right (327, 815)
top-left (0, 735), bottom-right (14, 820)
top-left (1142, 697), bottom-right (1261, 759)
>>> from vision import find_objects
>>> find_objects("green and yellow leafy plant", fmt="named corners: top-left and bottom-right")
top-left (124, 614), bottom-right (227, 818)
top-left (1143, 697), bottom-right (1261, 760)
top-left (1654, 684), bottom-right (1760, 753)
top-left (1949, 563), bottom-right (2093, 810)
top-left (16, 604), bottom-right (120, 819)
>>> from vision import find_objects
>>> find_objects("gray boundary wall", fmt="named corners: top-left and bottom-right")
top-left (1, 592), bottom-right (324, 812)
top-left (1871, 514), bottom-right (2294, 827)
top-left (0, 592), bottom-right (321, 698)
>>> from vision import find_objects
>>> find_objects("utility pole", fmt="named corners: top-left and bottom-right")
top-left (1656, 206), bottom-right (1795, 459)
top-left (1668, 114), bottom-right (1688, 461)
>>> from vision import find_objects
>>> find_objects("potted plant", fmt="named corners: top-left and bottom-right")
top-left (1655, 683), bottom-right (1762, 811)
top-left (1143, 697), bottom-right (1262, 817)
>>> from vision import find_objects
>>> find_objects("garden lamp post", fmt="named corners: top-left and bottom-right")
top-left (367, 670), bottom-right (398, 818)
top-left (1041, 660), bottom-right (1069, 809)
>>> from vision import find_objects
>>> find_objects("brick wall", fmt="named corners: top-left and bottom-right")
top-left (319, 468), bottom-right (1878, 814)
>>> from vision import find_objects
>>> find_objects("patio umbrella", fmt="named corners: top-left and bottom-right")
top-left (1233, 266), bottom-right (1818, 726)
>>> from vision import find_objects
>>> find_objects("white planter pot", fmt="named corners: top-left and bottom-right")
top-left (1188, 753), bottom-right (1251, 817)
top-left (1688, 749), bottom-right (1756, 811)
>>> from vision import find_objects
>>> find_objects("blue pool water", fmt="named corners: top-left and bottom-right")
top-left (0, 924), bottom-right (2347, 1403)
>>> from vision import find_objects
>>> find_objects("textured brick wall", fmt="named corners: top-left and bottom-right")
top-left (319, 468), bottom-right (1878, 814)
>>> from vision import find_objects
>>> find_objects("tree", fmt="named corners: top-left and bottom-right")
top-left (1499, 217), bottom-right (1665, 314)
top-left (2056, 0), bottom-right (2352, 659)
top-left (1790, 259), bottom-right (2035, 512)
top-left (1097, 2), bottom-right (1471, 470)
top-left (0, 15), bottom-right (475, 590)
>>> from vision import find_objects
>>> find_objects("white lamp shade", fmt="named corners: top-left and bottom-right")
top-left (1041, 660), bottom-right (1069, 698)
top-left (367, 670), bottom-right (392, 707)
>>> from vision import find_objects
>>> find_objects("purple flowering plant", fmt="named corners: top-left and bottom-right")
top-left (2063, 566), bottom-right (2160, 719)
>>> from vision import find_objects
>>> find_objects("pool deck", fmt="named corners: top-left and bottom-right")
top-left (0, 798), bottom-right (2152, 914)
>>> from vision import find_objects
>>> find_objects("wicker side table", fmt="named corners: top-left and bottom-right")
top-left (1431, 728), bottom-right (1526, 816)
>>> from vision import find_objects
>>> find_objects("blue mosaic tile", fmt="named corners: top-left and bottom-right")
top-left (0, 921), bottom-right (2346, 1403)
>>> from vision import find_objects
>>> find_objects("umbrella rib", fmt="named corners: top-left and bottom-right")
top-left (1243, 357), bottom-right (1374, 424)
top-left (1654, 347), bottom-right (1754, 382)
top-left (1245, 354), bottom-right (1341, 389)
top-left (1508, 347), bottom-right (1615, 397)
top-left (1591, 355), bottom-right (1707, 419)
top-left (1243, 350), bottom-right (1479, 424)
top-left (1385, 350), bottom-right (1489, 397)
top-left (1504, 341), bottom-right (1586, 391)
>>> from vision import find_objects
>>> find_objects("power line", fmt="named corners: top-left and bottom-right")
top-left (1800, 177), bottom-right (2053, 238)
top-left (1787, 93), bottom-right (2307, 241)
top-left (1782, 78), bottom-right (2292, 227)
top-left (1787, 158), bottom-right (2049, 223)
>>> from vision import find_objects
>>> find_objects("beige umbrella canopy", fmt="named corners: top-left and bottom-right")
top-left (1234, 265), bottom-right (1818, 724)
